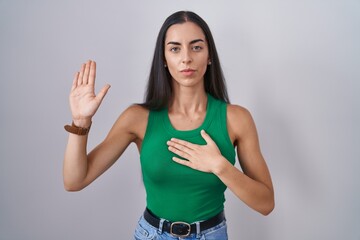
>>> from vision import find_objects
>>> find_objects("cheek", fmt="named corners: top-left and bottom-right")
top-left (198, 52), bottom-right (209, 65)
top-left (198, 57), bottom-right (209, 72)
top-left (167, 66), bottom-right (177, 78)
top-left (165, 59), bottom-right (176, 70)
top-left (164, 54), bottom-right (176, 68)
top-left (165, 63), bottom-right (179, 80)
top-left (165, 58), bottom-right (179, 75)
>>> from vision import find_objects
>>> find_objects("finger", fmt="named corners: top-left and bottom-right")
top-left (82, 60), bottom-right (91, 84)
top-left (71, 72), bottom-right (79, 91)
top-left (200, 129), bottom-right (214, 145)
top-left (77, 63), bottom-right (85, 85)
top-left (167, 140), bottom-right (194, 154)
top-left (169, 138), bottom-right (197, 150)
top-left (172, 157), bottom-right (193, 168)
top-left (168, 145), bottom-right (191, 159)
top-left (96, 84), bottom-right (111, 102)
top-left (88, 61), bottom-right (96, 85)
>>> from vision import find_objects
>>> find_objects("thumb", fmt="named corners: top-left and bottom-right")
top-left (96, 84), bottom-right (111, 102)
top-left (200, 129), bottom-right (214, 145)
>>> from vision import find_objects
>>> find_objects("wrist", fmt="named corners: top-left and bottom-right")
top-left (72, 118), bottom-right (92, 128)
top-left (213, 156), bottom-right (231, 176)
top-left (64, 121), bottom-right (92, 135)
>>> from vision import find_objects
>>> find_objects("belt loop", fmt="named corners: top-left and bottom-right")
top-left (157, 218), bottom-right (165, 234)
top-left (196, 221), bottom-right (201, 238)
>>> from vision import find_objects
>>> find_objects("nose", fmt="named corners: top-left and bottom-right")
top-left (181, 48), bottom-right (192, 64)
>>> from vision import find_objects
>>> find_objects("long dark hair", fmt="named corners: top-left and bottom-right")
top-left (142, 11), bottom-right (229, 110)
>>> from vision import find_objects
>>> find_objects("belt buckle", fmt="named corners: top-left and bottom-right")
top-left (170, 221), bottom-right (191, 237)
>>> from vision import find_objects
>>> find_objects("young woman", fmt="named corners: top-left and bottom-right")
top-left (63, 11), bottom-right (274, 240)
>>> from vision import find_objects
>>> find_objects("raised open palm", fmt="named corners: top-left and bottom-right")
top-left (69, 60), bottom-right (110, 127)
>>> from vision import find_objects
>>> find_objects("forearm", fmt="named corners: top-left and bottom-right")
top-left (63, 133), bottom-right (89, 191)
top-left (215, 158), bottom-right (274, 215)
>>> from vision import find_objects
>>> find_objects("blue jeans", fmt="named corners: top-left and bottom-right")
top-left (133, 215), bottom-right (228, 240)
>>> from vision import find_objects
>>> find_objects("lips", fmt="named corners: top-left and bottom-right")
top-left (180, 68), bottom-right (196, 76)
top-left (181, 68), bottom-right (195, 72)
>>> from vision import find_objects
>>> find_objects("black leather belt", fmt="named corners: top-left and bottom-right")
top-left (143, 208), bottom-right (225, 237)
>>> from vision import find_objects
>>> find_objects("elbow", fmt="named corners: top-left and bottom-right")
top-left (63, 180), bottom-right (85, 192)
top-left (261, 203), bottom-right (274, 216)
top-left (64, 185), bottom-right (81, 192)
top-left (260, 197), bottom-right (275, 216)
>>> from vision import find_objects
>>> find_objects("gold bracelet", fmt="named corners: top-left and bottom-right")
top-left (64, 121), bottom-right (91, 135)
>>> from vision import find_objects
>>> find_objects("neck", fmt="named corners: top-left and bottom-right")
top-left (169, 89), bottom-right (208, 115)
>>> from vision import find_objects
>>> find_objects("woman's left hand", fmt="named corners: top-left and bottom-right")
top-left (167, 130), bottom-right (226, 173)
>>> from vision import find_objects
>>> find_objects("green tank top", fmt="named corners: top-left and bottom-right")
top-left (140, 94), bottom-right (236, 223)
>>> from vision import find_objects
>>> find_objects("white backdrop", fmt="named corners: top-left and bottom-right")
top-left (1, 0), bottom-right (359, 239)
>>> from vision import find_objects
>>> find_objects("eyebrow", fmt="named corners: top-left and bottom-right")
top-left (166, 39), bottom-right (205, 45)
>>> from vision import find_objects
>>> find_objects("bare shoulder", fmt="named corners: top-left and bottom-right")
top-left (226, 104), bottom-right (257, 142)
top-left (109, 104), bottom-right (149, 141)
top-left (121, 104), bottom-right (149, 123)
top-left (227, 104), bottom-right (254, 125)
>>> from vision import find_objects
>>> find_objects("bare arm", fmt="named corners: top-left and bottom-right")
top-left (63, 109), bottom-right (138, 191)
top-left (63, 60), bottom-right (146, 191)
top-left (215, 105), bottom-right (274, 215)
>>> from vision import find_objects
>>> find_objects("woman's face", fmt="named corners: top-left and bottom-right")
top-left (164, 22), bottom-right (210, 89)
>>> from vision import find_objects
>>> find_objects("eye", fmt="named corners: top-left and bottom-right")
top-left (192, 45), bottom-right (203, 51)
top-left (170, 47), bottom-right (180, 53)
